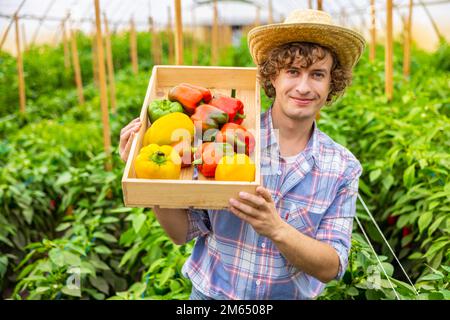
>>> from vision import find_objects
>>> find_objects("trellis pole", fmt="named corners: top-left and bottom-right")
top-left (211, 0), bottom-right (219, 65)
top-left (130, 17), bottom-right (139, 74)
top-left (91, 24), bottom-right (99, 87)
top-left (385, 0), bottom-right (394, 101)
top-left (103, 13), bottom-right (117, 114)
top-left (21, 23), bottom-right (27, 52)
top-left (191, 9), bottom-right (198, 65)
top-left (174, 0), bottom-right (184, 65)
top-left (167, 6), bottom-right (175, 64)
top-left (308, 0), bottom-right (313, 10)
top-left (94, 0), bottom-right (112, 172)
top-left (70, 29), bottom-right (84, 105)
top-left (268, 0), bottom-right (273, 24)
top-left (14, 14), bottom-right (26, 113)
top-left (62, 16), bottom-right (71, 69)
top-left (369, 0), bottom-right (376, 62)
top-left (0, 0), bottom-right (27, 51)
top-left (254, 6), bottom-right (260, 27)
top-left (317, 0), bottom-right (323, 11)
top-left (403, 0), bottom-right (413, 79)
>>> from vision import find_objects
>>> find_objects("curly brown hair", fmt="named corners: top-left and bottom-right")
top-left (257, 42), bottom-right (352, 104)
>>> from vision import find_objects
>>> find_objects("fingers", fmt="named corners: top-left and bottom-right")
top-left (121, 131), bottom-right (135, 162)
top-left (256, 187), bottom-right (274, 203)
top-left (120, 117), bottom-right (141, 136)
top-left (120, 122), bottom-right (141, 150)
top-left (238, 192), bottom-right (267, 209)
top-left (229, 198), bottom-right (259, 217)
top-left (229, 206), bottom-right (256, 224)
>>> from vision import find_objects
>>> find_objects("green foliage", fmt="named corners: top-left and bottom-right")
top-left (0, 32), bottom-right (448, 300)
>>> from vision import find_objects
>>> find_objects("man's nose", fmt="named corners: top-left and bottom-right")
top-left (295, 75), bottom-right (311, 95)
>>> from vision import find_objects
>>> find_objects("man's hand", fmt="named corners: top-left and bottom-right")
top-left (119, 117), bottom-right (142, 162)
top-left (229, 186), bottom-right (286, 239)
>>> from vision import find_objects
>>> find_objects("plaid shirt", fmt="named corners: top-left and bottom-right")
top-left (182, 107), bottom-right (362, 300)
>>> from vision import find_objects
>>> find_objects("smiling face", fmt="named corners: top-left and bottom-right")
top-left (270, 52), bottom-right (333, 122)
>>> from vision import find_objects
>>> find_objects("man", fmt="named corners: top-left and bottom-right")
top-left (119, 9), bottom-right (365, 300)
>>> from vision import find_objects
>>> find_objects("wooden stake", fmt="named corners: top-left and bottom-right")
top-left (130, 17), bottom-right (138, 74)
top-left (14, 15), bottom-right (26, 113)
top-left (91, 27), bottom-right (99, 87)
top-left (167, 6), bottom-right (174, 64)
top-left (403, 0), bottom-right (413, 79)
top-left (268, 0), bottom-right (273, 24)
top-left (191, 10), bottom-right (198, 65)
top-left (21, 23), bottom-right (27, 52)
top-left (94, 0), bottom-right (112, 172)
top-left (254, 7), bottom-right (260, 27)
top-left (0, 0), bottom-right (27, 51)
top-left (308, 0), bottom-right (313, 9)
top-left (211, 0), bottom-right (218, 65)
top-left (70, 29), bottom-right (84, 105)
top-left (149, 17), bottom-right (162, 65)
top-left (369, 0), bottom-right (376, 62)
top-left (62, 20), bottom-right (70, 69)
top-left (174, 0), bottom-right (183, 65)
top-left (317, 0), bottom-right (323, 11)
top-left (385, 0), bottom-right (393, 101)
top-left (104, 13), bottom-right (117, 114)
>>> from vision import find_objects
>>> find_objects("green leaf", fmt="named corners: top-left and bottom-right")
top-left (346, 287), bottom-right (359, 296)
top-left (94, 245), bottom-right (112, 255)
top-left (89, 276), bottom-right (109, 294)
top-left (61, 286), bottom-right (81, 297)
top-left (382, 174), bottom-right (394, 191)
top-left (158, 267), bottom-right (175, 287)
top-left (418, 211), bottom-right (433, 234)
top-left (55, 172), bottom-right (72, 186)
top-left (419, 273), bottom-right (444, 281)
top-left (403, 164), bottom-right (415, 188)
top-left (107, 207), bottom-right (133, 214)
top-left (36, 287), bottom-right (50, 293)
top-left (49, 248), bottom-right (65, 267)
top-left (93, 232), bottom-right (117, 243)
top-left (369, 169), bottom-right (381, 182)
top-left (132, 213), bottom-right (147, 234)
top-left (55, 222), bottom-right (71, 232)
top-left (22, 208), bottom-right (34, 225)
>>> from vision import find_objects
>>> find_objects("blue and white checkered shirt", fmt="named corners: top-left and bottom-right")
top-left (182, 107), bottom-right (362, 299)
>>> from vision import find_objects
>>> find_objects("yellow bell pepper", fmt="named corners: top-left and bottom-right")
top-left (134, 144), bottom-right (181, 179)
top-left (143, 112), bottom-right (195, 147)
top-left (215, 154), bottom-right (255, 182)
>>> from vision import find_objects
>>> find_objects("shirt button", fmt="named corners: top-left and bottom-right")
top-left (277, 170), bottom-right (282, 176)
top-left (256, 280), bottom-right (261, 286)
top-left (261, 243), bottom-right (266, 248)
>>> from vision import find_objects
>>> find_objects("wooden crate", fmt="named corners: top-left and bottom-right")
top-left (122, 65), bottom-right (261, 209)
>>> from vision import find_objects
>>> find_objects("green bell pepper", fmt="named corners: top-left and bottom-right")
top-left (148, 99), bottom-right (184, 123)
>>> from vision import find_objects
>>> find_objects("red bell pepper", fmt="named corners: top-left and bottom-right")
top-left (171, 139), bottom-right (195, 167)
top-left (190, 104), bottom-right (229, 132)
top-left (168, 83), bottom-right (212, 115)
top-left (215, 123), bottom-right (255, 155)
top-left (209, 95), bottom-right (246, 125)
top-left (192, 142), bottom-right (234, 177)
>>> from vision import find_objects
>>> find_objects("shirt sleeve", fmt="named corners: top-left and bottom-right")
top-left (185, 208), bottom-right (212, 242)
top-left (315, 161), bottom-right (362, 280)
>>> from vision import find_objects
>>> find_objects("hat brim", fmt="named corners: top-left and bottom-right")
top-left (248, 23), bottom-right (366, 70)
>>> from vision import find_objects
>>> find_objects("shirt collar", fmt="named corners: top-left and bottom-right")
top-left (261, 106), bottom-right (320, 166)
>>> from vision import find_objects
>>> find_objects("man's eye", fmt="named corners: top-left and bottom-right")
top-left (287, 69), bottom-right (299, 75)
top-left (312, 72), bottom-right (325, 79)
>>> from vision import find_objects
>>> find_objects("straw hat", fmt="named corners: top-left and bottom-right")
top-left (248, 9), bottom-right (366, 70)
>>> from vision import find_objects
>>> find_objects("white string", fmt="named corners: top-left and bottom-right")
top-left (357, 194), bottom-right (419, 296)
top-left (354, 215), bottom-right (401, 300)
